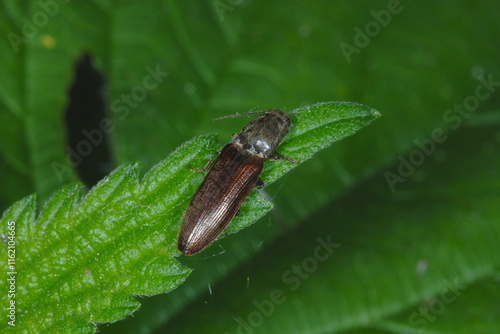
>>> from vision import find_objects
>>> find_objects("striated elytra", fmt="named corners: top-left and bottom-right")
top-left (178, 109), bottom-right (294, 255)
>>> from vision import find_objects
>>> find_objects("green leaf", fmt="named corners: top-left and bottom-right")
top-left (0, 102), bottom-right (379, 332)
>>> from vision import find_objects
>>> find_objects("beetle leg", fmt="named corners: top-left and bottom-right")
top-left (189, 151), bottom-right (221, 172)
top-left (255, 178), bottom-right (265, 189)
top-left (268, 151), bottom-right (299, 164)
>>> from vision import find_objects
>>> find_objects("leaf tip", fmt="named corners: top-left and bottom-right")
top-left (370, 108), bottom-right (382, 119)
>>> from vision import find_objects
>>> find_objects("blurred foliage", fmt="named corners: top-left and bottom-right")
top-left (0, 0), bottom-right (499, 333)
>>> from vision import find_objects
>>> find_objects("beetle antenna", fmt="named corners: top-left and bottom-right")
top-left (213, 109), bottom-right (267, 121)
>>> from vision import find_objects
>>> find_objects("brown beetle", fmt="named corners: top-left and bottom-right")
top-left (178, 109), bottom-right (294, 255)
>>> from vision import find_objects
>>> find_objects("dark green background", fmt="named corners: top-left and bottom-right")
top-left (1, 0), bottom-right (499, 333)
